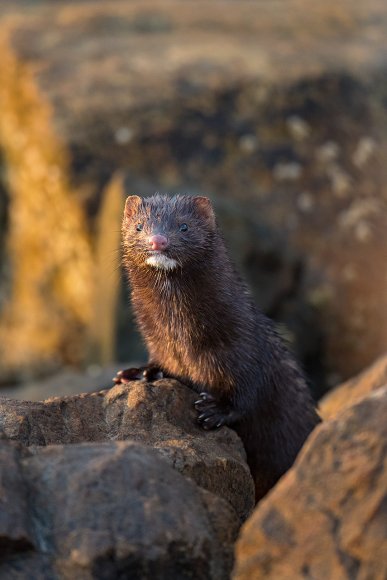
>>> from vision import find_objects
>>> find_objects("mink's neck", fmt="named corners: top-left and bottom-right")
top-left (127, 236), bottom-right (241, 311)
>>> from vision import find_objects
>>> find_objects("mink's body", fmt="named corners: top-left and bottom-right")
top-left (118, 194), bottom-right (320, 501)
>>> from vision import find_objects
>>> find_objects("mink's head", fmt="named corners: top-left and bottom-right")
top-left (122, 194), bottom-right (217, 272)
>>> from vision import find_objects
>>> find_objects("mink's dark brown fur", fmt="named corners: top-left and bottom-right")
top-left (118, 194), bottom-right (321, 501)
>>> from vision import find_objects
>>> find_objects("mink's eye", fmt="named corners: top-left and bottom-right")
top-left (136, 223), bottom-right (143, 232)
top-left (179, 223), bottom-right (188, 232)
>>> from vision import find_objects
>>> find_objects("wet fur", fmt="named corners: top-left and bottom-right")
top-left (122, 194), bottom-right (321, 501)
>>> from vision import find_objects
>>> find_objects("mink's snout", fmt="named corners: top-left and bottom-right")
top-left (148, 234), bottom-right (169, 251)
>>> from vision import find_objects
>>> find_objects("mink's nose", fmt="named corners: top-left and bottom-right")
top-left (148, 234), bottom-right (169, 251)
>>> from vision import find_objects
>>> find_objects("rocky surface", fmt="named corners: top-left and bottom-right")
top-left (233, 384), bottom-right (387, 580)
top-left (0, 378), bottom-right (254, 578)
top-left (1, 0), bottom-right (387, 393)
top-left (0, 379), bottom-right (254, 519)
top-left (320, 353), bottom-right (387, 420)
top-left (0, 439), bottom-right (239, 580)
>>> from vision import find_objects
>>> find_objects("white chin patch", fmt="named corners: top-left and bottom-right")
top-left (146, 254), bottom-right (178, 271)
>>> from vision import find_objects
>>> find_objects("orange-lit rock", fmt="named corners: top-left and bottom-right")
top-left (234, 386), bottom-right (387, 580)
top-left (320, 353), bottom-right (387, 420)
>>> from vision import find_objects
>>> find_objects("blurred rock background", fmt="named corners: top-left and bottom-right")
top-left (0, 0), bottom-right (386, 399)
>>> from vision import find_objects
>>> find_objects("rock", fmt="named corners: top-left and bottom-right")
top-left (0, 439), bottom-right (239, 580)
top-left (320, 353), bottom-right (387, 420)
top-left (0, 440), bottom-right (34, 555)
top-left (0, 379), bottom-right (255, 577)
top-left (1, 0), bottom-right (387, 391)
top-left (233, 385), bottom-right (387, 580)
top-left (0, 378), bottom-right (255, 521)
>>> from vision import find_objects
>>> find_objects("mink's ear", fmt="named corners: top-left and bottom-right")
top-left (124, 195), bottom-right (142, 220)
top-left (192, 196), bottom-right (216, 228)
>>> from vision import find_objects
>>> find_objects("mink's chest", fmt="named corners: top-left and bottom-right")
top-left (135, 281), bottom-right (213, 362)
top-left (133, 278), bottom-right (241, 390)
top-left (145, 285), bottom-right (206, 344)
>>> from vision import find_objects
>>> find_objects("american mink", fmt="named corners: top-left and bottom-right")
top-left (116, 194), bottom-right (321, 501)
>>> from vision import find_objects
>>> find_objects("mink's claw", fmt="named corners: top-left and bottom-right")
top-left (195, 392), bottom-right (216, 408)
top-left (195, 392), bottom-right (235, 430)
top-left (197, 408), bottom-right (218, 421)
top-left (194, 399), bottom-right (217, 411)
top-left (200, 413), bottom-right (225, 430)
top-left (199, 392), bottom-right (216, 401)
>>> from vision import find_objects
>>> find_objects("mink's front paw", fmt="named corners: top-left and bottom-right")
top-left (194, 392), bottom-right (240, 430)
top-left (113, 367), bottom-right (143, 384)
top-left (142, 366), bottom-right (164, 381)
top-left (113, 365), bottom-right (163, 385)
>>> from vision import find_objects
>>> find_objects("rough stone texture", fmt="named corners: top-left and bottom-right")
top-left (320, 353), bottom-right (387, 420)
top-left (0, 379), bottom-right (255, 578)
top-left (0, 0), bottom-right (387, 393)
top-left (0, 379), bottom-right (255, 521)
top-left (233, 385), bottom-right (387, 580)
top-left (0, 439), bottom-right (239, 580)
top-left (0, 440), bottom-right (34, 555)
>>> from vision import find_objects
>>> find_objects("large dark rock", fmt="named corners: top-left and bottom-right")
top-left (0, 439), bottom-right (33, 555)
top-left (0, 380), bottom-right (254, 520)
top-left (0, 439), bottom-right (239, 580)
top-left (0, 379), bottom-right (255, 579)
